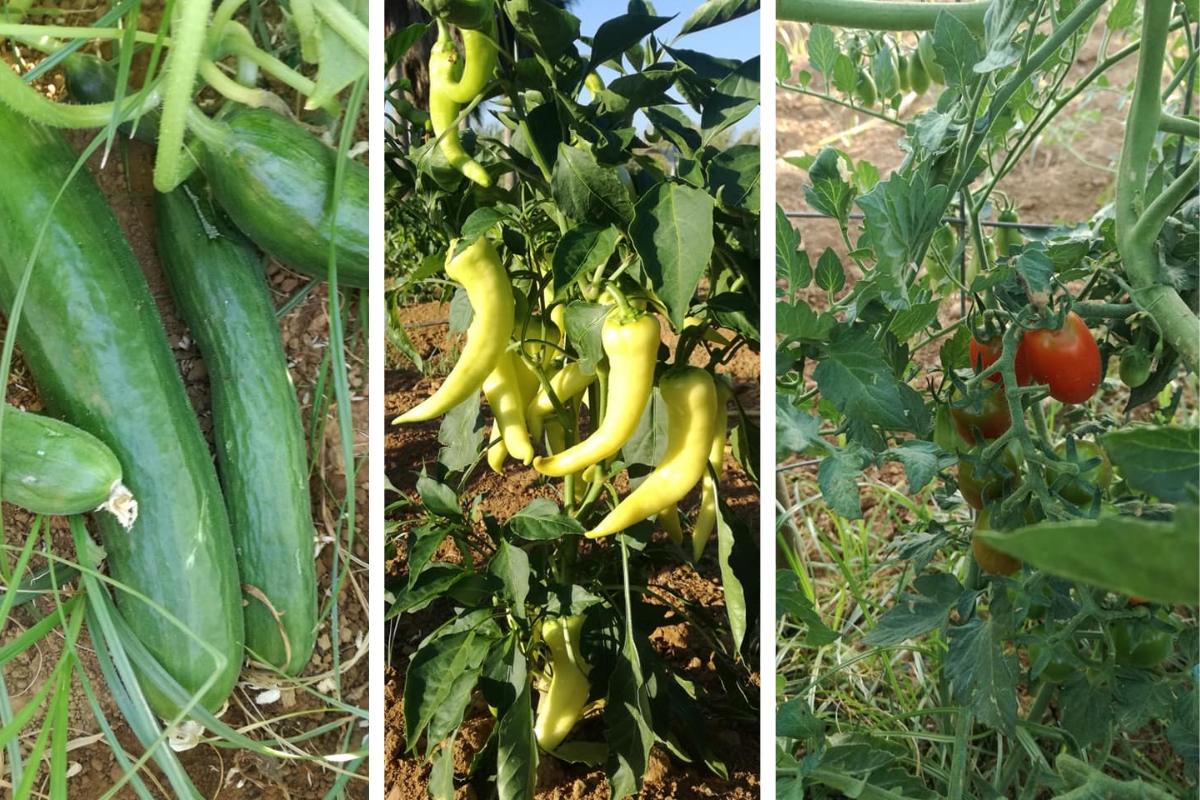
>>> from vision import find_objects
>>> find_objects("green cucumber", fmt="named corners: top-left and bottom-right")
top-left (0, 103), bottom-right (243, 718)
top-left (190, 106), bottom-right (369, 288)
top-left (154, 178), bottom-right (317, 676)
top-left (62, 53), bottom-right (160, 144)
top-left (0, 405), bottom-right (136, 527)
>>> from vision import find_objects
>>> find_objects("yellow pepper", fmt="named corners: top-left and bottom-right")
top-left (532, 310), bottom-right (660, 478)
top-left (393, 237), bottom-right (511, 424)
top-left (586, 367), bottom-right (717, 539)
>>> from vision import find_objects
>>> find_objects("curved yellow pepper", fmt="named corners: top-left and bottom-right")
top-left (533, 614), bottom-right (591, 752)
top-left (393, 237), bottom-right (512, 424)
top-left (586, 367), bottom-right (718, 539)
top-left (532, 311), bottom-right (660, 478)
top-left (691, 377), bottom-right (731, 560)
top-left (429, 21), bottom-right (491, 187)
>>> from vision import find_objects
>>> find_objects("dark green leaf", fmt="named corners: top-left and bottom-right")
top-left (589, 14), bottom-right (673, 70)
top-left (804, 147), bottom-right (855, 225)
top-left (977, 507), bottom-right (1200, 606)
top-left (508, 498), bottom-right (586, 541)
top-left (505, 0), bottom-right (581, 60)
top-left (1100, 426), bottom-right (1199, 503)
top-left (862, 573), bottom-right (962, 646)
top-left (563, 301), bottom-right (608, 373)
top-left (679, 0), bottom-right (758, 35)
top-left (489, 540), bottom-right (531, 620)
top-left (437, 392), bottom-right (484, 474)
top-left (416, 475), bottom-right (463, 520)
top-left (552, 224), bottom-right (621, 293)
top-left (629, 182), bottom-right (714, 330)
top-left (701, 56), bottom-right (760, 146)
top-left (944, 615), bottom-right (1019, 735)
top-left (551, 144), bottom-right (636, 226)
top-left (813, 329), bottom-right (916, 431)
top-left (496, 682), bottom-right (538, 800)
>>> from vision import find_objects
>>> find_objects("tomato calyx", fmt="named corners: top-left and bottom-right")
top-left (1045, 438), bottom-right (1112, 509)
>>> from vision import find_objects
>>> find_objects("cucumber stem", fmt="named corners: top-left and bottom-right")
top-left (154, 0), bottom-right (210, 192)
top-left (0, 59), bottom-right (162, 127)
top-left (312, 0), bottom-right (368, 60)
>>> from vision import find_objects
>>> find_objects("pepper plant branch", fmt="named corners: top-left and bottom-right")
top-left (777, 0), bottom-right (990, 32)
top-left (1115, 0), bottom-right (1199, 372)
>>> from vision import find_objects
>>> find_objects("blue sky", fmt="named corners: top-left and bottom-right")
top-left (571, 1), bottom-right (761, 135)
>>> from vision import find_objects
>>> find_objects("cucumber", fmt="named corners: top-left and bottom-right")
top-left (191, 106), bottom-right (369, 288)
top-left (0, 405), bottom-right (136, 527)
top-left (62, 53), bottom-right (160, 144)
top-left (154, 177), bottom-right (317, 676)
top-left (0, 103), bottom-right (243, 718)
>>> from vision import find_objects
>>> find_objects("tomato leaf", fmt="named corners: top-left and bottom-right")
top-left (812, 329), bottom-right (916, 432)
top-left (861, 573), bottom-right (961, 646)
top-left (776, 571), bottom-right (838, 646)
top-left (945, 615), bottom-right (1019, 736)
top-left (977, 507), bottom-right (1200, 606)
top-left (803, 147), bottom-right (855, 226)
top-left (1100, 425), bottom-right (1199, 503)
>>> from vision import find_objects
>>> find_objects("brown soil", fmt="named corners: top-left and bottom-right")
top-left (384, 302), bottom-right (762, 798)
top-left (1, 90), bottom-right (368, 800)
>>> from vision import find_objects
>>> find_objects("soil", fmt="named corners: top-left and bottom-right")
top-left (1, 51), bottom-right (368, 800)
top-left (383, 303), bottom-right (763, 798)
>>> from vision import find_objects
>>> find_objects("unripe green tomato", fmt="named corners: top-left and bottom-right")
top-left (1111, 617), bottom-right (1173, 668)
top-left (918, 31), bottom-right (945, 84)
top-left (956, 441), bottom-right (1022, 510)
top-left (896, 52), bottom-right (912, 93)
top-left (907, 49), bottom-right (931, 95)
top-left (854, 69), bottom-right (877, 107)
top-left (1027, 632), bottom-right (1075, 683)
top-left (1119, 346), bottom-right (1153, 388)
top-left (1046, 440), bottom-right (1112, 506)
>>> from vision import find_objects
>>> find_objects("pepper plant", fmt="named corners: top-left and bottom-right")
top-left (385, 1), bottom-right (761, 797)
top-left (776, 0), bottom-right (1198, 796)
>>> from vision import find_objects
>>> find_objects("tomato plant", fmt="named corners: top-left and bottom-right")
top-left (776, 1), bottom-right (1199, 797)
top-left (386, 3), bottom-right (761, 797)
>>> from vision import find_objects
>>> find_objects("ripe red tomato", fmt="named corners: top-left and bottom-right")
top-left (1019, 311), bottom-right (1102, 404)
top-left (949, 388), bottom-right (1011, 445)
top-left (969, 335), bottom-right (1032, 387)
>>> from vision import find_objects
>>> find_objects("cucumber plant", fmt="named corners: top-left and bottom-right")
top-left (0, 4), bottom-right (368, 797)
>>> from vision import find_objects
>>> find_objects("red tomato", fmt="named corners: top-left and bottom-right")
top-left (1019, 312), bottom-right (1102, 404)
top-left (970, 335), bottom-right (1032, 387)
top-left (949, 388), bottom-right (1011, 445)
